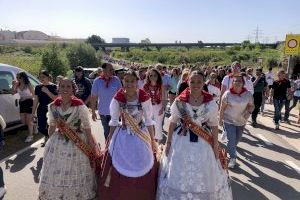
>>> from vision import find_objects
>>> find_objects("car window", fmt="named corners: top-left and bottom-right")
top-left (28, 75), bottom-right (39, 87)
top-left (0, 71), bottom-right (14, 94)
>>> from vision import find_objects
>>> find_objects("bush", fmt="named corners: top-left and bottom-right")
top-left (23, 46), bottom-right (32, 54)
top-left (66, 43), bottom-right (100, 69)
top-left (41, 44), bottom-right (69, 77)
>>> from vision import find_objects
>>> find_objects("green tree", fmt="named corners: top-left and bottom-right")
top-left (66, 43), bottom-right (100, 69)
top-left (86, 35), bottom-right (106, 50)
top-left (41, 44), bottom-right (69, 77)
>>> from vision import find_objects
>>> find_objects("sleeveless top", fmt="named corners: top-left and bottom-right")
top-left (17, 87), bottom-right (32, 99)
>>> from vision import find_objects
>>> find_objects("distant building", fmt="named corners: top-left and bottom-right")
top-left (0, 30), bottom-right (49, 41)
top-left (112, 38), bottom-right (130, 43)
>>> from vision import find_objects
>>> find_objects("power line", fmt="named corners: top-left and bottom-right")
top-left (253, 25), bottom-right (263, 43)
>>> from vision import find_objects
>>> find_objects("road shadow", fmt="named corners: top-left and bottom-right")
top-left (4, 147), bottom-right (37, 173)
top-left (238, 147), bottom-right (300, 179)
top-left (30, 157), bottom-right (43, 183)
top-left (253, 122), bottom-right (299, 140)
top-left (240, 132), bottom-right (300, 161)
top-left (230, 177), bottom-right (268, 200)
top-left (231, 155), bottom-right (300, 200)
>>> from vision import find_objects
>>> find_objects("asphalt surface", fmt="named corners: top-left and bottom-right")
top-left (1, 104), bottom-right (300, 200)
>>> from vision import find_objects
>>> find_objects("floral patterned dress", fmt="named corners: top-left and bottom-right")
top-left (38, 104), bottom-right (96, 200)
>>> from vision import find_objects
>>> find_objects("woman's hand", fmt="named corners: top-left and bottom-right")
top-left (243, 110), bottom-right (251, 120)
top-left (12, 80), bottom-right (18, 86)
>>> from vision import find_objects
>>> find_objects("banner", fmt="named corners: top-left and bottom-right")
top-left (285, 34), bottom-right (300, 55)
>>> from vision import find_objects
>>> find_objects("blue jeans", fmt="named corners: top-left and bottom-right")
top-left (100, 115), bottom-right (111, 140)
top-left (273, 99), bottom-right (290, 124)
top-left (224, 123), bottom-right (244, 159)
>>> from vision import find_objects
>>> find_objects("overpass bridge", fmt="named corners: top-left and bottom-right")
top-left (92, 42), bottom-right (278, 51)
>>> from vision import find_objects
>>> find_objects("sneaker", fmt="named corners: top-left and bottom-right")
top-left (25, 135), bottom-right (33, 143)
top-left (283, 119), bottom-right (291, 124)
top-left (275, 124), bottom-right (279, 130)
top-left (228, 158), bottom-right (236, 169)
top-left (251, 121), bottom-right (257, 127)
top-left (0, 187), bottom-right (7, 198)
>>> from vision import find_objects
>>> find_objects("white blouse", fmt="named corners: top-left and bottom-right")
top-left (109, 98), bottom-right (155, 127)
top-left (47, 104), bottom-right (91, 129)
top-left (169, 100), bottom-right (219, 127)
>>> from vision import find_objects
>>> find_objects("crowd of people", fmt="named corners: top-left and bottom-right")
top-left (0, 58), bottom-right (299, 199)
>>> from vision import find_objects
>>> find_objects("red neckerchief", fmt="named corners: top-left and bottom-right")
top-left (53, 96), bottom-right (84, 107)
top-left (277, 78), bottom-right (288, 85)
top-left (114, 88), bottom-right (150, 103)
top-left (143, 83), bottom-right (162, 105)
top-left (229, 87), bottom-right (247, 96)
top-left (99, 73), bottom-right (113, 88)
top-left (178, 88), bottom-right (213, 103)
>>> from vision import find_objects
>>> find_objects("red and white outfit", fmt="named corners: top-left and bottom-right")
top-left (143, 83), bottom-right (164, 140)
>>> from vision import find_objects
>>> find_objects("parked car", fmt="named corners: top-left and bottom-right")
top-left (0, 63), bottom-right (40, 132)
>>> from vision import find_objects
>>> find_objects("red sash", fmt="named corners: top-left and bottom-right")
top-left (176, 100), bottom-right (228, 170)
top-left (56, 118), bottom-right (102, 172)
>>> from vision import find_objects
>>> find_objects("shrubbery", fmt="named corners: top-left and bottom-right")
top-left (66, 43), bottom-right (101, 69)
top-left (41, 44), bottom-right (69, 77)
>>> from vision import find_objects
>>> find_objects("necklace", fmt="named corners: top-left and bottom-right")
top-left (190, 93), bottom-right (202, 104)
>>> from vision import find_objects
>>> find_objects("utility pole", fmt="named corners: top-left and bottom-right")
top-left (253, 26), bottom-right (263, 43)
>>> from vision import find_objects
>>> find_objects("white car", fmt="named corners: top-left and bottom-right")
top-left (0, 63), bottom-right (40, 132)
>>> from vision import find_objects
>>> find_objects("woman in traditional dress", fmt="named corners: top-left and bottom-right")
top-left (143, 69), bottom-right (165, 142)
top-left (38, 78), bottom-right (98, 200)
top-left (157, 70), bottom-right (232, 200)
top-left (98, 70), bottom-right (157, 200)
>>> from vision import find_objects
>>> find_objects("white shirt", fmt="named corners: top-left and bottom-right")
top-left (265, 71), bottom-right (274, 86)
top-left (245, 79), bottom-right (254, 94)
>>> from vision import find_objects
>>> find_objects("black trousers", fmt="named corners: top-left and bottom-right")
top-left (37, 106), bottom-right (49, 137)
top-left (252, 92), bottom-right (263, 122)
top-left (0, 166), bottom-right (4, 187)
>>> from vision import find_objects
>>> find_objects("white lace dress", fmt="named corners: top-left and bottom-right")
top-left (157, 100), bottom-right (232, 200)
top-left (38, 105), bottom-right (96, 200)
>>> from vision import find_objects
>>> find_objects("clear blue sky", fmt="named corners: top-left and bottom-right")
top-left (1, 0), bottom-right (299, 43)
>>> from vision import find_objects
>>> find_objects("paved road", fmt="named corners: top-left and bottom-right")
top-left (1, 104), bottom-right (300, 200)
